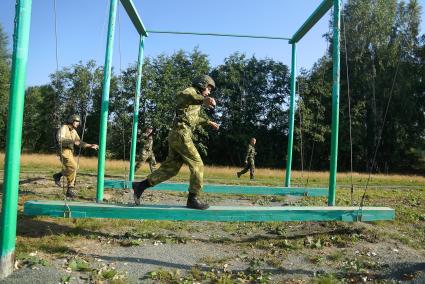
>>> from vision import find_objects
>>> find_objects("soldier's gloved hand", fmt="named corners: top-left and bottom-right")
top-left (208, 121), bottom-right (220, 130)
top-left (203, 97), bottom-right (216, 108)
top-left (245, 160), bottom-right (248, 164)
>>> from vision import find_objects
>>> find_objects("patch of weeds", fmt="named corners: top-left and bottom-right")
top-left (39, 244), bottom-right (70, 255)
top-left (67, 258), bottom-right (92, 272)
top-left (248, 236), bottom-right (300, 251)
top-left (92, 264), bottom-right (128, 283)
top-left (60, 275), bottom-right (72, 284)
top-left (327, 251), bottom-right (344, 262)
top-left (266, 224), bottom-right (287, 236)
top-left (304, 236), bottom-right (325, 249)
top-left (309, 254), bottom-right (325, 264)
top-left (16, 254), bottom-right (49, 268)
top-left (148, 266), bottom-right (272, 283)
top-left (221, 222), bottom-right (240, 233)
top-left (314, 273), bottom-right (342, 284)
top-left (16, 234), bottom-right (71, 257)
top-left (208, 234), bottom-right (232, 244)
top-left (121, 231), bottom-right (189, 245)
top-left (134, 220), bottom-right (192, 233)
top-left (341, 255), bottom-right (381, 274)
top-left (119, 238), bottom-right (142, 247)
top-left (253, 196), bottom-right (272, 206)
top-left (148, 269), bottom-right (181, 282)
top-left (200, 255), bottom-right (233, 268)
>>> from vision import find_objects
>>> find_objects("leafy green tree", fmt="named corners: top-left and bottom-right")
top-left (0, 24), bottom-right (10, 150)
top-left (209, 53), bottom-right (290, 167)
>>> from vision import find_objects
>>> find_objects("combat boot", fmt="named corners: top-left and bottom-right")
top-left (66, 187), bottom-right (77, 198)
top-left (250, 174), bottom-right (255, 180)
top-left (237, 172), bottom-right (241, 178)
top-left (53, 172), bottom-right (62, 187)
top-left (132, 179), bottom-right (151, 205)
top-left (187, 193), bottom-right (210, 210)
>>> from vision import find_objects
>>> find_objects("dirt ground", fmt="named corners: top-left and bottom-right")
top-left (0, 171), bottom-right (424, 283)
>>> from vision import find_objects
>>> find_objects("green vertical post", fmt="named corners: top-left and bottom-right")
top-left (0, 0), bottom-right (32, 278)
top-left (285, 43), bottom-right (297, 187)
top-left (96, 0), bottom-right (118, 202)
top-left (129, 36), bottom-right (145, 182)
top-left (328, 0), bottom-right (341, 206)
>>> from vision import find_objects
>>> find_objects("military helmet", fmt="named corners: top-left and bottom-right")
top-left (192, 75), bottom-right (216, 91)
top-left (68, 114), bottom-right (81, 123)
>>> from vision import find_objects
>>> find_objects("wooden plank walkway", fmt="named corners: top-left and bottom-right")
top-left (24, 200), bottom-right (395, 222)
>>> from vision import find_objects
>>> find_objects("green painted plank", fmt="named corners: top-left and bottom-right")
top-left (120, 0), bottom-right (148, 36)
top-left (103, 179), bottom-right (328, 197)
top-left (23, 200), bottom-right (395, 222)
top-left (290, 0), bottom-right (332, 43)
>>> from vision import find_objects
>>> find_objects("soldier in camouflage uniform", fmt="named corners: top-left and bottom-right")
top-left (135, 127), bottom-right (157, 173)
top-left (53, 114), bottom-right (99, 197)
top-left (237, 137), bottom-right (256, 180)
top-left (132, 75), bottom-right (219, 210)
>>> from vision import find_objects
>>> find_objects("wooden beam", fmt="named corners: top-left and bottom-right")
top-left (104, 180), bottom-right (329, 197)
top-left (24, 201), bottom-right (395, 222)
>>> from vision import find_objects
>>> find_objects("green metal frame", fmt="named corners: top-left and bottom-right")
top-left (286, 0), bottom-right (340, 205)
top-left (96, 0), bottom-right (148, 202)
top-left (2, 0), bottom-right (393, 279)
top-left (128, 36), bottom-right (145, 181)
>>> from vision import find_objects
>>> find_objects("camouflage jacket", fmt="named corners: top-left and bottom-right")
top-left (245, 144), bottom-right (256, 161)
top-left (141, 133), bottom-right (154, 152)
top-left (56, 124), bottom-right (87, 151)
top-left (172, 87), bottom-right (210, 133)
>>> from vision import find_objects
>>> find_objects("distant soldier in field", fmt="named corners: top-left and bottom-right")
top-left (53, 114), bottom-right (99, 198)
top-left (132, 75), bottom-right (219, 210)
top-left (237, 137), bottom-right (257, 180)
top-left (135, 126), bottom-right (157, 173)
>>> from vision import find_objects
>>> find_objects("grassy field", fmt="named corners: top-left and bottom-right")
top-left (0, 153), bottom-right (424, 283)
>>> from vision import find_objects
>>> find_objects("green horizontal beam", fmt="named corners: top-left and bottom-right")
top-left (290, 0), bottom-right (332, 44)
top-left (120, 0), bottom-right (148, 36)
top-left (104, 180), bottom-right (328, 197)
top-left (23, 201), bottom-right (395, 222)
top-left (147, 30), bottom-right (290, 41)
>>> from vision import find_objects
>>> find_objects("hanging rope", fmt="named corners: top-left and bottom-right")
top-left (341, 0), bottom-right (355, 205)
top-left (117, 3), bottom-right (130, 183)
top-left (53, 0), bottom-right (71, 216)
top-left (296, 82), bottom-right (305, 187)
top-left (359, 60), bottom-right (401, 210)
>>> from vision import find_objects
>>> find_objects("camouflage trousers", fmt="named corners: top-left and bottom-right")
top-left (147, 129), bottom-right (204, 194)
top-left (135, 150), bottom-right (157, 173)
top-left (59, 149), bottom-right (77, 187)
top-left (238, 158), bottom-right (255, 179)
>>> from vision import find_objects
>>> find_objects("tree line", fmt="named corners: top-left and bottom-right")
top-left (1, 0), bottom-right (424, 173)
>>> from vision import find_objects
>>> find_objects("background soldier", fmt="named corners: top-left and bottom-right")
top-left (53, 114), bottom-right (99, 197)
top-left (237, 137), bottom-right (257, 180)
top-left (135, 127), bottom-right (157, 173)
top-left (132, 75), bottom-right (219, 210)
